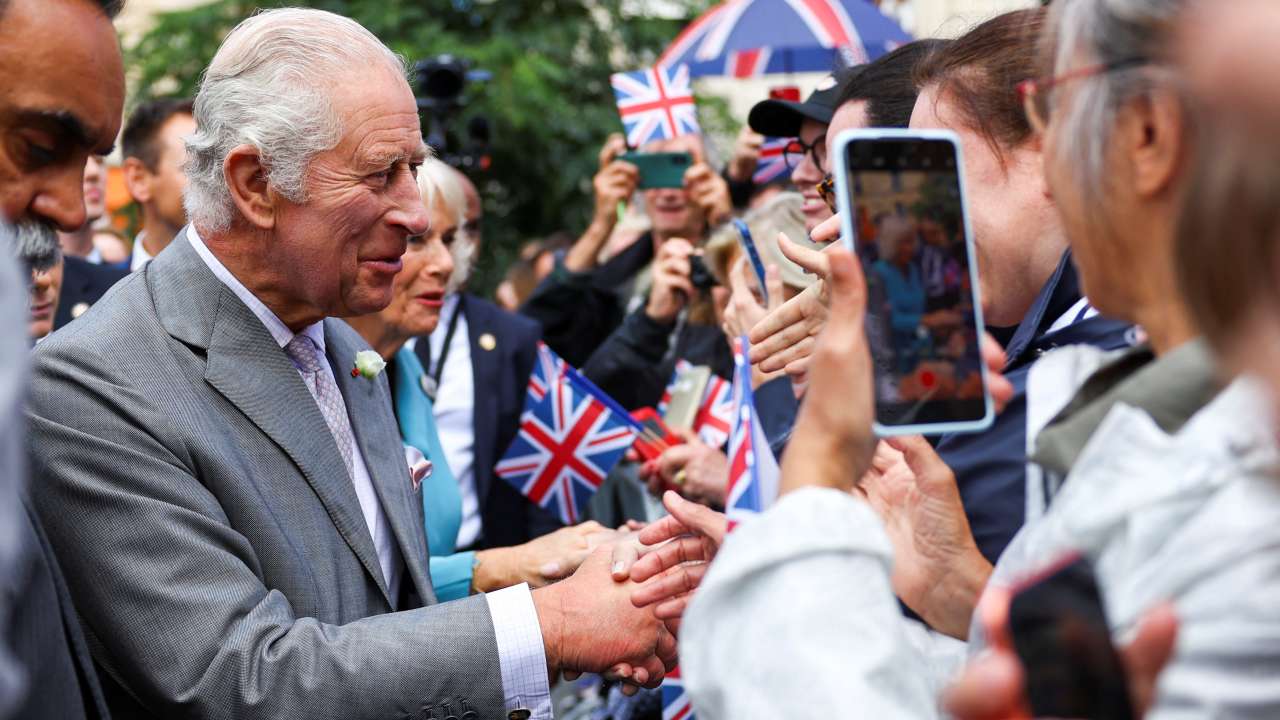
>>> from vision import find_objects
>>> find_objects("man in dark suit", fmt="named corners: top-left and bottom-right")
top-left (0, 0), bottom-right (125, 716)
top-left (54, 254), bottom-right (127, 331)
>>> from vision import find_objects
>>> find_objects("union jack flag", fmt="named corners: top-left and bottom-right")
top-left (527, 341), bottom-right (567, 405)
top-left (662, 665), bottom-right (694, 720)
top-left (657, 359), bottom-right (694, 416)
top-left (692, 374), bottom-right (733, 448)
top-left (753, 136), bottom-right (796, 185)
top-left (497, 367), bottom-right (638, 525)
top-left (725, 336), bottom-right (779, 527)
top-left (611, 64), bottom-right (701, 148)
top-left (656, 362), bottom-right (733, 448)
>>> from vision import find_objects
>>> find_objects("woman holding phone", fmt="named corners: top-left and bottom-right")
top-left (621, 2), bottom-right (1280, 717)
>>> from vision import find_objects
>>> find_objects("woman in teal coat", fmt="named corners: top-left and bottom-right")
top-left (347, 158), bottom-right (615, 600)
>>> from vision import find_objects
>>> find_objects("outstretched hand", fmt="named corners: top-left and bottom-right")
top-left (534, 546), bottom-right (677, 691)
top-left (777, 244), bottom-right (877, 496)
top-left (611, 491), bottom-right (727, 637)
top-left (747, 230), bottom-right (834, 380)
top-left (857, 436), bottom-right (991, 639)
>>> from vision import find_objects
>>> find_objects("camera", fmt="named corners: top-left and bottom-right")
top-left (414, 55), bottom-right (471, 113)
top-left (689, 255), bottom-right (717, 292)
top-left (413, 55), bottom-right (493, 171)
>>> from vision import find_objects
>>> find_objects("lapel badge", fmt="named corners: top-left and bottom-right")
top-left (479, 333), bottom-right (497, 351)
top-left (71, 302), bottom-right (90, 319)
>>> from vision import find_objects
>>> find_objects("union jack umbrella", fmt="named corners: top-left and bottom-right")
top-left (611, 63), bottom-right (701, 148)
top-left (662, 665), bottom-right (695, 720)
top-left (497, 366), bottom-right (640, 525)
top-left (659, 0), bottom-right (911, 79)
top-left (527, 341), bottom-right (567, 405)
top-left (724, 336), bottom-right (779, 527)
top-left (753, 136), bottom-right (797, 185)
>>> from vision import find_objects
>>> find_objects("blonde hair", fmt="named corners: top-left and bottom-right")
top-left (417, 159), bottom-right (474, 293)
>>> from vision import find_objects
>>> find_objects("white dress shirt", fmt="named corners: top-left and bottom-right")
top-left (187, 231), bottom-right (551, 718)
top-left (130, 230), bottom-right (155, 271)
top-left (424, 293), bottom-right (483, 548)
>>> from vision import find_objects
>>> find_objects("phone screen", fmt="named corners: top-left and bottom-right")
top-left (842, 136), bottom-right (988, 430)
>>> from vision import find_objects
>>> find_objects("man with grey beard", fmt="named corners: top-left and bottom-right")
top-left (0, 0), bottom-right (125, 716)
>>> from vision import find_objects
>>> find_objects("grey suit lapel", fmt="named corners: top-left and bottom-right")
top-left (327, 322), bottom-right (435, 606)
top-left (153, 230), bottom-right (393, 604)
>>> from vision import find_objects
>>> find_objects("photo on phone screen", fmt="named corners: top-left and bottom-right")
top-left (833, 129), bottom-right (993, 435)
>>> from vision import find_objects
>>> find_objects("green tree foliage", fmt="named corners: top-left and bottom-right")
top-left (127, 0), bottom-right (713, 295)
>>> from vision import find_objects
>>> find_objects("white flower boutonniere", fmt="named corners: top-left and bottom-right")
top-left (351, 350), bottom-right (386, 379)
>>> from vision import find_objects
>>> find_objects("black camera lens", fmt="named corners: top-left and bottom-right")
top-left (689, 255), bottom-right (717, 291)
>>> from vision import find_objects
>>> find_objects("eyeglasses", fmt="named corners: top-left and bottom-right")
top-left (816, 175), bottom-right (836, 213)
top-left (783, 134), bottom-right (828, 174)
top-left (1017, 57), bottom-right (1147, 134)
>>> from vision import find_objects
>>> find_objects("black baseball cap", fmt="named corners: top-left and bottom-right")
top-left (747, 65), bottom-right (864, 137)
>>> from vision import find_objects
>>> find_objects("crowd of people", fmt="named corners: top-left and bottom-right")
top-left (4, 0), bottom-right (1280, 718)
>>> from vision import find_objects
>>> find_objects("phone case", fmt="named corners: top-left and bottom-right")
top-left (618, 151), bottom-right (691, 189)
top-left (830, 128), bottom-right (995, 437)
top-left (733, 219), bottom-right (770, 307)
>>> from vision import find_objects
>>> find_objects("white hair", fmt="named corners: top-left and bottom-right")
top-left (183, 8), bottom-right (407, 232)
top-left (1046, 0), bottom-right (1188, 221)
top-left (417, 159), bottom-right (475, 293)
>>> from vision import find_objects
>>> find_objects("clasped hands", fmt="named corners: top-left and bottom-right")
top-left (524, 501), bottom-right (717, 695)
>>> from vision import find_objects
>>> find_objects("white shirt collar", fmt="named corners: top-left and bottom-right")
top-left (130, 230), bottom-right (153, 272)
top-left (185, 226), bottom-right (325, 352)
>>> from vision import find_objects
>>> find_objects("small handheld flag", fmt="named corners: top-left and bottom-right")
top-left (691, 374), bottom-right (733, 449)
top-left (725, 336), bottom-right (779, 527)
top-left (498, 364), bottom-right (639, 525)
top-left (662, 665), bottom-right (694, 720)
top-left (527, 341), bottom-right (567, 405)
top-left (752, 136), bottom-right (796, 185)
top-left (657, 359), bottom-right (694, 417)
top-left (657, 362), bottom-right (734, 449)
top-left (611, 64), bottom-right (700, 148)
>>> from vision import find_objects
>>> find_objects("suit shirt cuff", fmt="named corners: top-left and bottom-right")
top-left (485, 583), bottom-right (553, 719)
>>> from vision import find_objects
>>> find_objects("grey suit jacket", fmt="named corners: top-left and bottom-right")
top-left (27, 230), bottom-right (508, 719)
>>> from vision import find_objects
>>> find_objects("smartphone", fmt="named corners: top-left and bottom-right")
top-left (732, 219), bottom-right (769, 307)
top-left (831, 128), bottom-right (994, 436)
top-left (663, 364), bottom-right (711, 430)
top-left (618, 151), bottom-right (692, 189)
top-left (1006, 554), bottom-right (1135, 720)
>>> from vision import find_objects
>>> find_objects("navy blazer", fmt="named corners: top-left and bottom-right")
top-left (936, 251), bottom-right (1134, 565)
top-left (417, 294), bottom-right (561, 549)
top-left (53, 256), bottom-right (128, 332)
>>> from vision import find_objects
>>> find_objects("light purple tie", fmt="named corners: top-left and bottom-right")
top-left (284, 334), bottom-right (355, 479)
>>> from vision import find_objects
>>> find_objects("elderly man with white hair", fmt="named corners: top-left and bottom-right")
top-left (26, 8), bottom-right (674, 720)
